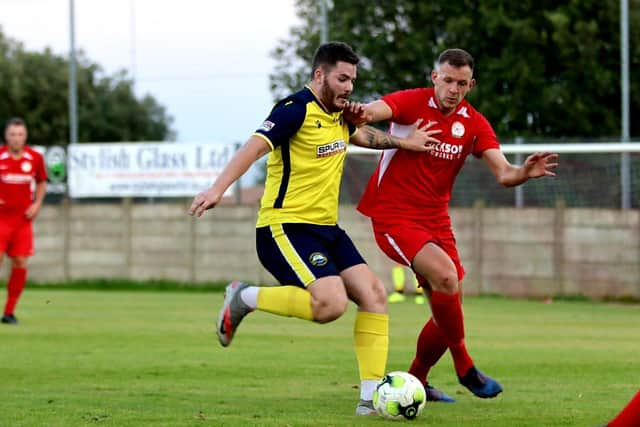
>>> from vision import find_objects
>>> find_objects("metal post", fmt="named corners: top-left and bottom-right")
top-left (515, 137), bottom-right (524, 208)
top-left (68, 0), bottom-right (78, 144)
top-left (621, 0), bottom-right (631, 209)
top-left (130, 0), bottom-right (137, 86)
top-left (320, 0), bottom-right (328, 44)
top-left (234, 142), bottom-right (242, 204)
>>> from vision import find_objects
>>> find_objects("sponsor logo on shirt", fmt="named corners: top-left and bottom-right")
top-left (431, 142), bottom-right (464, 160)
top-left (1, 173), bottom-right (33, 184)
top-left (259, 120), bottom-right (275, 132)
top-left (316, 140), bottom-right (346, 158)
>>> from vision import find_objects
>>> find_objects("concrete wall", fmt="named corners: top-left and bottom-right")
top-left (6, 200), bottom-right (640, 299)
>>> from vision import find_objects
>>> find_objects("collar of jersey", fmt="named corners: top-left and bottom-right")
top-left (305, 85), bottom-right (332, 115)
top-left (427, 90), bottom-right (470, 118)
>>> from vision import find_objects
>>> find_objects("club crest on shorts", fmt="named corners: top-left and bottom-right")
top-left (451, 121), bottom-right (465, 138)
top-left (309, 252), bottom-right (328, 266)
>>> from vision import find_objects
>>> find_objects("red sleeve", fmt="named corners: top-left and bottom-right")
top-left (472, 112), bottom-right (500, 158)
top-left (34, 151), bottom-right (48, 182)
top-left (381, 88), bottom-right (426, 124)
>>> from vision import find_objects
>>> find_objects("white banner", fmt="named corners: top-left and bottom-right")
top-left (68, 143), bottom-right (235, 198)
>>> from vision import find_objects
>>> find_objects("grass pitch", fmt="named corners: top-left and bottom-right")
top-left (0, 290), bottom-right (638, 426)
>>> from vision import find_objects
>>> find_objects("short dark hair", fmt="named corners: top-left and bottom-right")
top-left (437, 48), bottom-right (474, 71)
top-left (311, 42), bottom-right (359, 78)
top-left (4, 117), bottom-right (26, 132)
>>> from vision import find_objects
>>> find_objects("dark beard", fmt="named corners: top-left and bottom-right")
top-left (320, 78), bottom-right (341, 112)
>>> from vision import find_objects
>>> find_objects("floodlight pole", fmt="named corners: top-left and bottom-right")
top-left (514, 137), bottom-right (524, 208)
top-left (130, 0), bottom-right (137, 86)
top-left (68, 0), bottom-right (78, 144)
top-left (320, 0), bottom-right (328, 44)
top-left (621, 0), bottom-right (630, 209)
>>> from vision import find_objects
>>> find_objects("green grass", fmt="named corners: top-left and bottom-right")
top-left (28, 279), bottom-right (228, 293)
top-left (0, 290), bottom-right (638, 426)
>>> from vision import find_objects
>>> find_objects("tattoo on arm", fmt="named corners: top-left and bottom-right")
top-left (361, 126), bottom-right (400, 149)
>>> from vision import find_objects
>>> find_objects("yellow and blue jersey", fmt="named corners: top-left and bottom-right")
top-left (253, 86), bottom-right (357, 227)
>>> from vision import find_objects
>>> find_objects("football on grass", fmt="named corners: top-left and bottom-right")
top-left (373, 371), bottom-right (426, 420)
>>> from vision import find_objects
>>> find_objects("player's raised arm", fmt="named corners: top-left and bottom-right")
top-left (188, 136), bottom-right (271, 218)
top-left (482, 148), bottom-right (559, 187)
top-left (350, 119), bottom-right (441, 151)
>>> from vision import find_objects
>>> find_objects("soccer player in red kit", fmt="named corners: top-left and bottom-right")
top-left (351, 49), bottom-right (558, 401)
top-left (0, 118), bottom-right (47, 325)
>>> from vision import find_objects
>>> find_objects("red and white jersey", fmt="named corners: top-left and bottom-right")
top-left (0, 145), bottom-right (47, 213)
top-left (357, 87), bottom-right (500, 223)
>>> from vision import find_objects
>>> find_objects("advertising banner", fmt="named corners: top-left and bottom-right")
top-left (33, 145), bottom-right (67, 194)
top-left (67, 143), bottom-right (235, 198)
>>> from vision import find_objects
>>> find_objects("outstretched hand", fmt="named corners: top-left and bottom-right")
top-left (523, 151), bottom-right (559, 178)
top-left (402, 119), bottom-right (442, 152)
top-left (188, 188), bottom-right (222, 218)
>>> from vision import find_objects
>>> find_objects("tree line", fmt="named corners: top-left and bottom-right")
top-left (270, 0), bottom-right (640, 139)
top-left (0, 29), bottom-right (174, 146)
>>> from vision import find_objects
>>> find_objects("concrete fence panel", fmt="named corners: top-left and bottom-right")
top-left (8, 201), bottom-right (638, 300)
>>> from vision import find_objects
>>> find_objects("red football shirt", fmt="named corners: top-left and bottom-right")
top-left (0, 145), bottom-right (47, 214)
top-left (357, 87), bottom-right (500, 223)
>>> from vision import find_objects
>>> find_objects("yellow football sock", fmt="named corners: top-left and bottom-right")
top-left (256, 286), bottom-right (313, 321)
top-left (354, 311), bottom-right (389, 380)
top-left (391, 265), bottom-right (405, 292)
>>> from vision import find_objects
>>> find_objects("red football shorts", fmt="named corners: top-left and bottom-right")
top-left (371, 218), bottom-right (465, 287)
top-left (0, 214), bottom-right (34, 257)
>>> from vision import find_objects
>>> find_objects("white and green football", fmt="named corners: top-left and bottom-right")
top-left (373, 371), bottom-right (427, 420)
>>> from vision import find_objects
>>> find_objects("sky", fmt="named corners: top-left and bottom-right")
top-left (0, 0), bottom-right (298, 144)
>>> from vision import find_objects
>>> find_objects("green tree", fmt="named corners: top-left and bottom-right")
top-left (0, 29), bottom-right (174, 145)
top-left (271, 0), bottom-right (640, 139)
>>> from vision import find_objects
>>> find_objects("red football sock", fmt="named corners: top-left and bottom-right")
top-left (4, 267), bottom-right (27, 315)
top-left (430, 290), bottom-right (474, 377)
top-left (609, 389), bottom-right (640, 427)
top-left (409, 317), bottom-right (448, 384)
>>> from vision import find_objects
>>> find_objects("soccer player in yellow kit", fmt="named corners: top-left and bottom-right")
top-left (189, 41), bottom-right (440, 415)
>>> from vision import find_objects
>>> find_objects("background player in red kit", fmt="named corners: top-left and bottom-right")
top-left (352, 48), bottom-right (558, 401)
top-left (0, 117), bottom-right (47, 324)
top-left (602, 389), bottom-right (640, 427)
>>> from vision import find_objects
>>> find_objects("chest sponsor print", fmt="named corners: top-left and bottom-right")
top-left (1, 173), bottom-right (33, 184)
top-left (316, 140), bottom-right (346, 158)
top-left (431, 141), bottom-right (465, 160)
